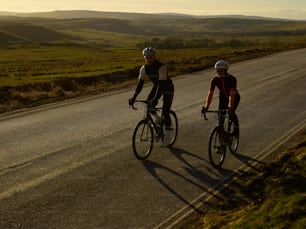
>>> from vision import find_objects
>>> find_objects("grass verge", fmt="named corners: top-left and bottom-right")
top-left (183, 130), bottom-right (306, 229)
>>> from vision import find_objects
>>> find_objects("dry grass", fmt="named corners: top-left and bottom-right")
top-left (183, 132), bottom-right (306, 229)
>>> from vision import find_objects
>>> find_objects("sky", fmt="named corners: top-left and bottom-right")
top-left (1, 0), bottom-right (306, 20)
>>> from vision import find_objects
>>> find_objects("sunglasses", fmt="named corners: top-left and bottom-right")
top-left (145, 56), bottom-right (155, 60)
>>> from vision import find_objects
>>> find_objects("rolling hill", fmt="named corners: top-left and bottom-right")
top-left (0, 10), bottom-right (306, 47)
top-left (0, 20), bottom-right (79, 45)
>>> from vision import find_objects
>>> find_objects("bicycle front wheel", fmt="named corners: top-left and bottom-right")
top-left (132, 119), bottom-right (154, 160)
top-left (166, 110), bottom-right (178, 147)
top-left (208, 126), bottom-right (226, 168)
top-left (228, 119), bottom-right (239, 154)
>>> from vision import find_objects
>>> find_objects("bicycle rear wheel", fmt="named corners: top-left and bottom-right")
top-left (166, 110), bottom-right (178, 147)
top-left (132, 119), bottom-right (154, 160)
top-left (228, 119), bottom-right (239, 154)
top-left (208, 126), bottom-right (226, 168)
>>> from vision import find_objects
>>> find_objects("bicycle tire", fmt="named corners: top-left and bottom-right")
top-left (132, 119), bottom-right (154, 160)
top-left (208, 126), bottom-right (226, 168)
top-left (166, 110), bottom-right (178, 147)
top-left (228, 119), bottom-right (239, 154)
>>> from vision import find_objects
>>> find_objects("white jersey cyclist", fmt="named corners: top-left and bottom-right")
top-left (129, 47), bottom-right (175, 146)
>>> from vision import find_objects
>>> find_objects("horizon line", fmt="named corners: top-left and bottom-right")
top-left (0, 9), bottom-right (305, 21)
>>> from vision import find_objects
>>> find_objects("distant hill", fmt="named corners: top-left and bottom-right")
top-left (0, 10), bottom-right (193, 20)
top-left (0, 29), bottom-right (30, 46)
top-left (39, 18), bottom-right (146, 35)
top-left (1, 10), bottom-right (304, 21)
top-left (0, 21), bottom-right (76, 42)
top-left (0, 20), bottom-right (80, 44)
top-left (0, 10), bottom-right (306, 47)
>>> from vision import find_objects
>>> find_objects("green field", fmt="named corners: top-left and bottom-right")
top-left (0, 12), bottom-right (306, 112)
top-left (0, 45), bottom-right (143, 86)
top-left (0, 41), bottom-right (305, 87)
top-left (1, 14), bottom-right (306, 87)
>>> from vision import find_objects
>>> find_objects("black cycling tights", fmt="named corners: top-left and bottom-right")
top-left (148, 85), bottom-right (174, 130)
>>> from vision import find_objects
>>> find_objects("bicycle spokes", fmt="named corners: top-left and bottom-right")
top-left (208, 127), bottom-right (226, 168)
top-left (131, 100), bottom-right (178, 160)
top-left (166, 110), bottom-right (178, 147)
top-left (204, 109), bottom-right (240, 168)
top-left (132, 120), bottom-right (154, 160)
top-left (140, 123), bottom-right (150, 141)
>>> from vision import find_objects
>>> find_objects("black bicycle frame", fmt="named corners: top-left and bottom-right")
top-left (132, 100), bottom-right (164, 139)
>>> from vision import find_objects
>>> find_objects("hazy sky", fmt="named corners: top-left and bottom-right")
top-left (2, 0), bottom-right (306, 20)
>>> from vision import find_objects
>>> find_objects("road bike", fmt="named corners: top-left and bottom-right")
top-left (203, 109), bottom-right (239, 168)
top-left (130, 100), bottom-right (178, 160)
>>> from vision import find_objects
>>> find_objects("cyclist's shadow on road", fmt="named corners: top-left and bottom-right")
top-left (169, 147), bottom-right (246, 187)
top-left (232, 151), bottom-right (266, 172)
top-left (142, 147), bottom-right (239, 213)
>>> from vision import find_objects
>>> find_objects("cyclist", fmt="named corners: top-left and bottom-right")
top-left (201, 60), bottom-right (240, 136)
top-left (129, 47), bottom-right (175, 146)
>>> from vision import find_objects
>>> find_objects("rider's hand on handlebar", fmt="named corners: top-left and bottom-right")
top-left (128, 97), bottom-right (136, 106)
top-left (201, 106), bottom-right (208, 120)
top-left (201, 106), bottom-right (207, 114)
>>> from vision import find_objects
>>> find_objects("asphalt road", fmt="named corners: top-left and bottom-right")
top-left (0, 49), bottom-right (305, 228)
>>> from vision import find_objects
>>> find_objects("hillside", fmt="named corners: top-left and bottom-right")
top-left (41, 18), bottom-right (146, 35)
top-left (0, 11), bottom-right (306, 46)
top-left (0, 29), bottom-right (30, 46)
top-left (0, 10), bottom-right (306, 112)
top-left (0, 10), bottom-right (196, 20)
top-left (0, 20), bottom-right (78, 43)
top-left (1, 10), bottom-right (305, 21)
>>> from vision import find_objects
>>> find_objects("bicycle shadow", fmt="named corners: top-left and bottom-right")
top-left (231, 151), bottom-right (266, 172)
top-left (142, 147), bottom-right (241, 213)
top-left (170, 147), bottom-right (247, 199)
top-left (169, 147), bottom-right (222, 184)
top-left (142, 159), bottom-right (204, 214)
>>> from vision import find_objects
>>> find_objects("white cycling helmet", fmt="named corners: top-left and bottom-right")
top-left (142, 47), bottom-right (157, 56)
top-left (214, 60), bottom-right (229, 70)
